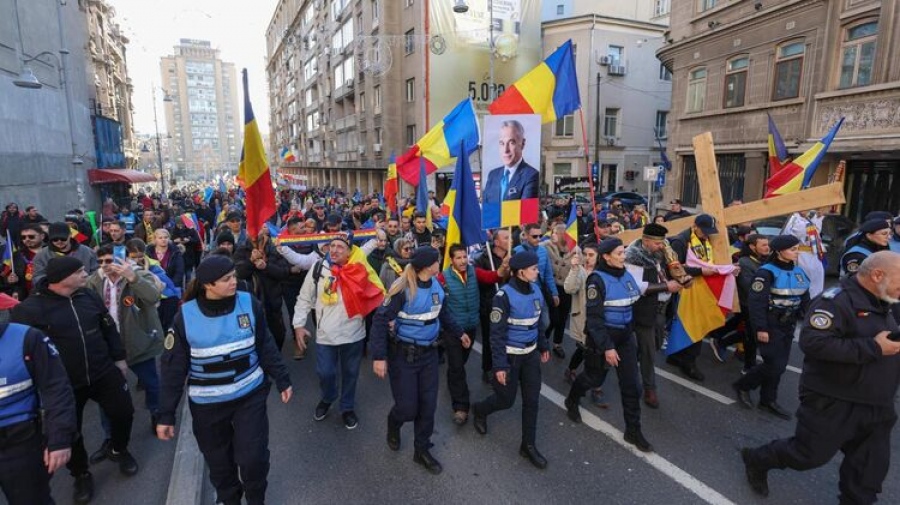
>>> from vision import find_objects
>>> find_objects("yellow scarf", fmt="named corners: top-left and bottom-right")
top-left (690, 231), bottom-right (713, 262)
top-left (387, 256), bottom-right (403, 274)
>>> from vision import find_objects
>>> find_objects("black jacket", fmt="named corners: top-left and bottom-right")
top-left (234, 241), bottom-right (292, 310)
top-left (799, 277), bottom-right (900, 407)
top-left (10, 282), bottom-right (126, 389)
top-left (668, 228), bottom-right (704, 277)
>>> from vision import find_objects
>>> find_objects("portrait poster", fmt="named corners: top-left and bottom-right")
top-left (481, 114), bottom-right (541, 229)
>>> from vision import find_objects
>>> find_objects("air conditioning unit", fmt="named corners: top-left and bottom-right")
top-left (320, 114), bottom-right (329, 125)
top-left (373, 143), bottom-right (382, 153)
top-left (609, 65), bottom-right (627, 76)
top-left (345, 78), bottom-right (354, 89)
top-left (598, 55), bottom-right (612, 66)
top-left (357, 145), bottom-right (366, 155)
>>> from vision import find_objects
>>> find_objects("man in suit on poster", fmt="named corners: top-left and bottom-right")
top-left (483, 120), bottom-right (540, 203)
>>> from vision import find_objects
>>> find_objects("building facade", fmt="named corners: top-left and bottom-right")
top-left (659, 0), bottom-right (900, 220)
top-left (160, 39), bottom-right (242, 183)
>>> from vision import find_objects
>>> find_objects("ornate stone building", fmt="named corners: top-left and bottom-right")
top-left (658, 0), bottom-right (900, 220)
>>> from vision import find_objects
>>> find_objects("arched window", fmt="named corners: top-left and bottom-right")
top-left (773, 41), bottom-right (804, 100)
top-left (839, 21), bottom-right (877, 88)
top-left (686, 67), bottom-right (707, 113)
top-left (724, 55), bottom-right (749, 108)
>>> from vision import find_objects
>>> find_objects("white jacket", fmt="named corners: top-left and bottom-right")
top-left (292, 259), bottom-right (366, 346)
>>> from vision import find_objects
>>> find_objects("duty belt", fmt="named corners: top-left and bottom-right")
top-left (506, 340), bottom-right (537, 355)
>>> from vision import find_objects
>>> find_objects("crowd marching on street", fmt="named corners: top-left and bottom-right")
top-left (0, 186), bottom-right (899, 505)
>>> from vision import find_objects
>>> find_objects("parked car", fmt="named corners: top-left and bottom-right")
top-left (594, 191), bottom-right (648, 210)
top-left (751, 213), bottom-right (857, 276)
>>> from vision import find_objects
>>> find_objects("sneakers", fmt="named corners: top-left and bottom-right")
top-left (342, 411), bottom-right (359, 430)
top-left (314, 401), bottom-right (331, 421)
top-left (741, 448), bottom-right (770, 496)
top-left (624, 428), bottom-right (654, 453)
top-left (552, 345), bottom-right (566, 359)
top-left (73, 472), bottom-right (94, 504)
top-left (590, 388), bottom-right (609, 408)
top-left (89, 439), bottom-right (111, 465)
top-left (708, 338), bottom-right (728, 363)
top-left (107, 448), bottom-right (139, 476)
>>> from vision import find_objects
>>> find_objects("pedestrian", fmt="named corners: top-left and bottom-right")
top-left (234, 226), bottom-right (292, 350)
top-left (733, 235), bottom-right (810, 419)
top-left (156, 255), bottom-right (292, 505)
top-left (544, 223), bottom-right (576, 359)
top-left (379, 237), bottom-right (413, 289)
top-left (0, 321), bottom-right (76, 505)
top-left (32, 222), bottom-right (99, 286)
top-left (471, 250), bottom-right (550, 468)
top-left (408, 212), bottom-right (432, 248)
top-left (475, 229), bottom-right (512, 383)
top-left (148, 228), bottom-right (186, 289)
top-left (564, 238), bottom-right (653, 452)
top-left (841, 218), bottom-right (891, 277)
top-left (663, 199), bottom-right (691, 221)
top-left (11, 256), bottom-right (138, 504)
top-left (741, 251), bottom-right (900, 502)
top-left (890, 216), bottom-right (900, 253)
top-left (371, 246), bottom-right (470, 475)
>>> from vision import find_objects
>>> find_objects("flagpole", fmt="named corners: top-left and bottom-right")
top-left (578, 109), bottom-right (600, 241)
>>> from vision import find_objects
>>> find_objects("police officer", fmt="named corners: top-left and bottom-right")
top-left (733, 235), bottom-right (810, 419)
top-left (156, 256), bottom-right (292, 505)
top-left (371, 246), bottom-right (469, 475)
top-left (841, 219), bottom-right (891, 277)
top-left (472, 251), bottom-right (551, 469)
top-left (564, 238), bottom-right (653, 452)
top-left (741, 251), bottom-right (900, 502)
top-left (0, 322), bottom-right (76, 505)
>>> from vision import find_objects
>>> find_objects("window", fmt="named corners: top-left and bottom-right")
top-left (373, 85), bottom-right (382, 111)
top-left (556, 4), bottom-right (564, 15)
top-left (608, 45), bottom-right (624, 66)
top-left (553, 163), bottom-right (571, 176)
top-left (654, 0), bottom-right (670, 16)
top-left (773, 41), bottom-right (804, 100)
top-left (554, 115), bottom-right (574, 137)
top-left (405, 78), bottom-right (415, 102)
top-left (698, 0), bottom-right (717, 12)
top-left (359, 91), bottom-right (365, 112)
top-left (374, 126), bottom-right (383, 144)
top-left (372, 0), bottom-right (380, 24)
top-left (603, 108), bottom-right (619, 138)
top-left (655, 111), bottom-right (668, 139)
top-left (686, 67), bottom-right (706, 112)
top-left (405, 29), bottom-right (415, 55)
top-left (305, 88), bottom-right (313, 107)
top-left (839, 21), bottom-right (877, 89)
top-left (659, 63), bottom-right (672, 81)
top-left (406, 125), bottom-right (417, 146)
top-left (724, 56), bottom-right (749, 108)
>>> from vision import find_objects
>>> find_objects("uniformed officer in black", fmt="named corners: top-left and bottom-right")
top-left (0, 322), bottom-right (76, 505)
top-left (371, 246), bottom-right (469, 475)
top-left (157, 255), bottom-right (292, 505)
top-left (841, 218), bottom-right (891, 277)
top-left (564, 238), bottom-right (653, 452)
top-left (733, 235), bottom-right (810, 419)
top-left (471, 251), bottom-right (551, 469)
top-left (742, 251), bottom-right (900, 502)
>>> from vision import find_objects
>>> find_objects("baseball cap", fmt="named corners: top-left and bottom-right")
top-left (695, 214), bottom-right (719, 236)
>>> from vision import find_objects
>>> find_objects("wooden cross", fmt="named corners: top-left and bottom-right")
top-left (618, 132), bottom-right (847, 265)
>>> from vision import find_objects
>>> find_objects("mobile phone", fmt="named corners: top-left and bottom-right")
top-left (114, 248), bottom-right (126, 260)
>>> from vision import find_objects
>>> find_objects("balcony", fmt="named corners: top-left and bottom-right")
top-left (335, 114), bottom-right (357, 131)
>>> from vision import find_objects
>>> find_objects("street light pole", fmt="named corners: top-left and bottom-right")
top-left (594, 72), bottom-right (601, 193)
top-left (151, 86), bottom-right (166, 196)
top-left (488, 0), bottom-right (495, 101)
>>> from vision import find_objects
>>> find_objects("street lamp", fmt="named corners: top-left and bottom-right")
top-left (452, 1), bottom-right (495, 101)
top-left (151, 86), bottom-right (169, 196)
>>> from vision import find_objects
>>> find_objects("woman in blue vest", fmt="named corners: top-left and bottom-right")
top-left (733, 235), bottom-right (810, 420)
top-left (156, 256), bottom-right (292, 505)
top-left (472, 251), bottom-right (551, 469)
top-left (564, 238), bottom-right (653, 452)
top-left (841, 219), bottom-right (891, 278)
top-left (371, 246), bottom-right (470, 476)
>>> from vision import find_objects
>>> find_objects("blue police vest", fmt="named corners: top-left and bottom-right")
top-left (395, 281), bottom-right (445, 346)
top-left (500, 282), bottom-right (543, 348)
top-left (890, 239), bottom-right (900, 254)
top-left (181, 292), bottom-right (263, 404)
top-left (119, 213), bottom-right (136, 234)
top-left (760, 263), bottom-right (809, 310)
top-left (595, 271), bottom-right (641, 329)
top-left (840, 244), bottom-right (871, 277)
top-left (0, 324), bottom-right (39, 428)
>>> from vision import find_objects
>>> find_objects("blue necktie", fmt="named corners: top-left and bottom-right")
top-left (500, 169), bottom-right (509, 201)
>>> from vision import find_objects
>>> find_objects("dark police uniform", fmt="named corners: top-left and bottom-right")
top-left (840, 242), bottom-right (876, 278)
top-left (743, 276), bottom-right (900, 503)
top-left (371, 278), bottom-right (463, 463)
top-left (565, 265), bottom-right (651, 451)
top-left (472, 277), bottom-right (549, 464)
top-left (0, 323), bottom-right (76, 505)
top-left (735, 259), bottom-right (810, 415)
top-left (159, 291), bottom-right (291, 505)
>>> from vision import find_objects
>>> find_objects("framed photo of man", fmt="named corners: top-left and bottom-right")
top-left (481, 114), bottom-right (542, 229)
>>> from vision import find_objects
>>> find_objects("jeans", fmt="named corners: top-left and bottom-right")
top-left (99, 358), bottom-right (160, 438)
top-left (316, 339), bottom-right (365, 412)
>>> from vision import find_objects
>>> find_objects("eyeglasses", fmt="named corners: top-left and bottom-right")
top-left (530, 235), bottom-right (542, 239)
top-left (51, 237), bottom-right (68, 243)
top-left (129, 255), bottom-right (145, 261)
top-left (98, 258), bottom-right (115, 265)
top-left (402, 247), bottom-right (413, 252)
top-left (20, 234), bottom-right (38, 240)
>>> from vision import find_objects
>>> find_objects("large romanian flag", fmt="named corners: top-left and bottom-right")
top-left (564, 202), bottom-right (578, 249)
top-left (767, 113), bottom-right (789, 174)
top-left (396, 98), bottom-right (480, 185)
top-left (340, 245), bottom-right (386, 318)
top-left (441, 146), bottom-right (486, 269)
top-left (488, 39), bottom-right (581, 124)
top-left (384, 152), bottom-right (398, 218)
top-left (238, 69), bottom-right (277, 239)
top-left (280, 146), bottom-right (296, 164)
top-left (765, 117), bottom-right (844, 198)
top-left (666, 251), bottom-right (736, 356)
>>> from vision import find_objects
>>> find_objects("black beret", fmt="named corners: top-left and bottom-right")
top-left (215, 230), bottom-right (235, 245)
top-left (769, 234), bottom-right (800, 252)
top-left (860, 219), bottom-right (890, 234)
top-left (411, 246), bottom-right (439, 269)
top-left (642, 223), bottom-right (668, 240)
top-left (510, 251), bottom-right (538, 271)
top-left (196, 255), bottom-right (235, 285)
top-left (864, 211), bottom-right (892, 223)
top-left (598, 237), bottom-right (623, 255)
top-left (45, 256), bottom-right (84, 284)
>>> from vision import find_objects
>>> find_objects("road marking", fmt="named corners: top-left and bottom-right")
top-left (472, 341), bottom-right (737, 505)
top-left (653, 368), bottom-right (735, 405)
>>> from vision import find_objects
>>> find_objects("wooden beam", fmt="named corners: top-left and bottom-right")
top-left (692, 133), bottom-right (732, 265)
top-left (617, 215), bottom-right (694, 244)
top-left (723, 182), bottom-right (846, 225)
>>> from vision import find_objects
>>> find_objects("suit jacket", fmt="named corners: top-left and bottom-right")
top-left (482, 161), bottom-right (539, 203)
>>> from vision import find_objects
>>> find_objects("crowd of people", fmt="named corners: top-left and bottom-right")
top-left (0, 188), bottom-right (899, 505)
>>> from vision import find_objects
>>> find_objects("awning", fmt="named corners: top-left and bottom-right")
top-left (87, 169), bottom-right (157, 185)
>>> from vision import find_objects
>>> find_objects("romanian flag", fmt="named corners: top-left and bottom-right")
top-left (280, 146), bottom-right (296, 164)
top-left (384, 152), bottom-right (398, 218)
top-left (237, 69), bottom-right (277, 239)
top-left (415, 159), bottom-right (432, 230)
top-left (181, 212), bottom-right (205, 243)
top-left (442, 146), bottom-right (487, 269)
top-left (69, 226), bottom-right (89, 245)
top-left (1, 231), bottom-right (13, 275)
top-left (337, 245), bottom-right (386, 318)
top-left (767, 113), bottom-right (789, 174)
top-left (396, 98), bottom-right (480, 185)
top-left (666, 251), bottom-right (737, 356)
top-left (564, 202), bottom-right (578, 249)
top-left (488, 39), bottom-right (581, 124)
top-left (765, 117), bottom-right (844, 198)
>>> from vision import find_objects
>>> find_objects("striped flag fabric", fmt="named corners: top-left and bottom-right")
top-left (1, 231), bottom-right (13, 275)
top-left (237, 69), bottom-right (277, 239)
top-left (280, 146), bottom-right (296, 163)
top-left (767, 113), bottom-right (789, 174)
top-left (487, 39), bottom-right (581, 124)
top-left (765, 118), bottom-right (844, 198)
top-left (441, 146), bottom-right (486, 269)
top-left (415, 158), bottom-right (432, 230)
top-left (384, 152), bottom-right (398, 218)
top-left (666, 251), bottom-right (736, 356)
top-left (564, 202), bottom-right (578, 249)
top-left (396, 98), bottom-right (480, 185)
top-left (340, 245), bottom-right (386, 318)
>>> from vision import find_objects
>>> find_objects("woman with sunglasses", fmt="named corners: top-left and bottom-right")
top-left (379, 237), bottom-right (414, 289)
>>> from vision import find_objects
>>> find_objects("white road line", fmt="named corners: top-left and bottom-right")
top-left (471, 341), bottom-right (737, 505)
top-left (753, 355), bottom-right (802, 375)
top-left (653, 368), bottom-right (736, 405)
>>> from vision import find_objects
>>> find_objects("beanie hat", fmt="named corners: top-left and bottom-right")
top-left (598, 237), bottom-right (624, 255)
top-left (216, 230), bottom-right (235, 246)
top-left (196, 255), bottom-right (235, 285)
top-left (45, 256), bottom-right (84, 284)
top-left (411, 246), bottom-right (439, 269)
top-left (509, 251), bottom-right (538, 271)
